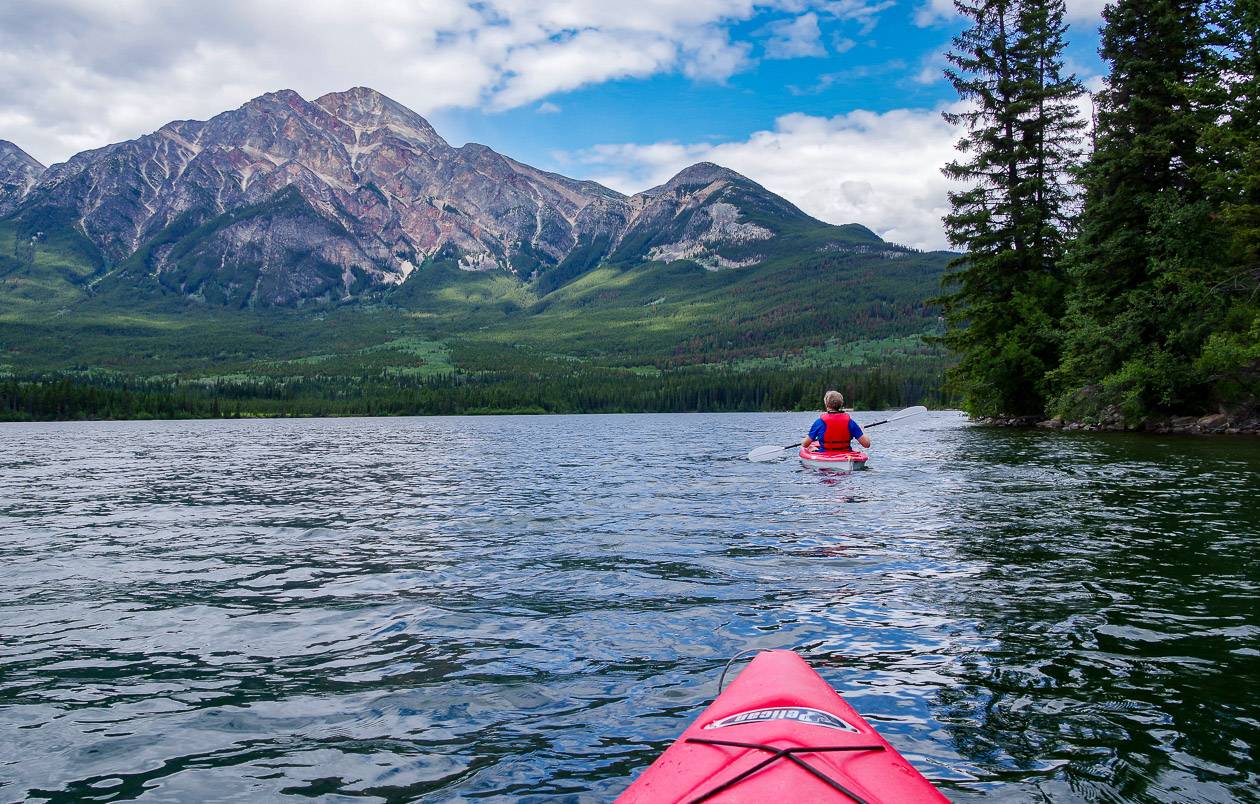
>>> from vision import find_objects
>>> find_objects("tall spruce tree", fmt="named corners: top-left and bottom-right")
top-left (938, 0), bottom-right (1084, 416)
top-left (1017, 0), bottom-right (1087, 258)
top-left (1194, 0), bottom-right (1260, 406)
top-left (1052, 0), bottom-right (1221, 420)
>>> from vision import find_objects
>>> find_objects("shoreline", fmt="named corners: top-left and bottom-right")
top-left (0, 407), bottom-right (925, 425)
top-left (5, 407), bottom-right (1257, 434)
top-left (975, 412), bottom-right (1260, 436)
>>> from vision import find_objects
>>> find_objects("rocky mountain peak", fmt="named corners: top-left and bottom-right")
top-left (457, 142), bottom-right (499, 158)
top-left (237, 89), bottom-right (309, 117)
top-left (655, 162), bottom-right (745, 193)
top-left (313, 87), bottom-right (447, 149)
top-left (5, 89), bottom-right (838, 306)
top-left (0, 140), bottom-right (45, 215)
top-left (640, 160), bottom-right (810, 223)
top-left (0, 140), bottom-right (43, 170)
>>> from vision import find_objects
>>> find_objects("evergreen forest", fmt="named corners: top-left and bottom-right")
top-left (939, 0), bottom-right (1258, 424)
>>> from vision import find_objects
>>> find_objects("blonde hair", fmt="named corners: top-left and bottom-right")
top-left (824, 390), bottom-right (844, 412)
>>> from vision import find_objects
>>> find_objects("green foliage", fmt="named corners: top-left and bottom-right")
top-left (532, 235), bottom-right (612, 295)
top-left (1050, 0), bottom-right (1255, 421)
top-left (0, 193), bottom-right (955, 420)
top-left (938, 0), bottom-right (1084, 415)
top-left (0, 207), bottom-right (108, 311)
top-left (1195, 312), bottom-right (1260, 405)
top-left (0, 361), bottom-right (952, 422)
top-left (941, 0), bottom-right (1259, 423)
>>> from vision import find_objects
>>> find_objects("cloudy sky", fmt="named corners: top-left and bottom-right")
top-left (0, 0), bottom-right (1107, 249)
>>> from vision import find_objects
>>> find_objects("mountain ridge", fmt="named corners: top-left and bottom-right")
top-left (0, 90), bottom-right (952, 414)
top-left (2, 87), bottom-right (897, 306)
top-left (0, 140), bottom-right (45, 216)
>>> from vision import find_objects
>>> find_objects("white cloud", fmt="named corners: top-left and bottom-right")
top-left (913, 0), bottom-right (955, 27)
top-left (536, 101), bottom-right (562, 114)
top-left (681, 30), bottom-right (755, 80)
top-left (786, 58), bottom-right (907, 95)
top-left (913, 48), bottom-right (949, 84)
top-left (916, 0), bottom-right (1107, 26)
top-left (818, 0), bottom-right (897, 34)
top-left (762, 13), bottom-right (827, 59)
top-left (5, 0), bottom-right (880, 165)
top-left (1063, 0), bottom-right (1109, 23)
top-left (570, 106), bottom-right (963, 250)
top-left (833, 36), bottom-right (858, 53)
top-left (492, 29), bottom-right (681, 109)
top-left (1064, 56), bottom-right (1105, 91)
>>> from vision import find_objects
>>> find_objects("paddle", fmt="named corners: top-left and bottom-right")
top-left (746, 405), bottom-right (928, 462)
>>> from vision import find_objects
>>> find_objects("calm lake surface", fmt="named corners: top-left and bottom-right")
top-left (1, 412), bottom-right (1257, 802)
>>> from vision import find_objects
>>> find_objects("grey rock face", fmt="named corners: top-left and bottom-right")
top-left (608, 161), bottom-right (811, 267)
top-left (0, 140), bottom-right (45, 216)
top-left (12, 89), bottom-right (826, 305)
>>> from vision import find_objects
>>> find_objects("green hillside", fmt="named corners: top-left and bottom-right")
top-left (0, 207), bottom-right (108, 311)
top-left (0, 211), bottom-right (953, 419)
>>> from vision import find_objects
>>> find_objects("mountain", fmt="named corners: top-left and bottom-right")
top-left (0, 141), bottom-right (44, 216)
top-left (4, 87), bottom-right (890, 306)
top-left (1, 87), bottom-right (953, 417)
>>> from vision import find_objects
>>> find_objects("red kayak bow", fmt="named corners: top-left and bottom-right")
top-left (617, 651), bottom-right (948, 803)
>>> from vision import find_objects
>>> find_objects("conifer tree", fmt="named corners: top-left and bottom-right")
top-left (1053, 0), bottom-right (1222, 419)
top-left (1016, 0), bottom-right (1087, 261)
top-left (1194, 0), bottom-right (1260, 405)
top-left (938, 0), bottom-right (1084, 416)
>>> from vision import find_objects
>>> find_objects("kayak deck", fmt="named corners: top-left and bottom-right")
top-left (618, 651), bottom-right (946, 803)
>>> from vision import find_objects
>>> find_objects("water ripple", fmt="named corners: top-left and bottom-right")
top-left (1, 413), bottom-right (1257, 802)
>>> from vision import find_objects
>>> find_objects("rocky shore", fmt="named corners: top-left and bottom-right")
top-left (975, 411), bottom-right (1260, 435)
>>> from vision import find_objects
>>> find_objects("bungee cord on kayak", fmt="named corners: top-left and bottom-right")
top-left (680, 738), bottom-right (887, 804)
top-left (715, 649), bottom-right (760, 695)
top-left (616, 651), bottom-right (949, 802)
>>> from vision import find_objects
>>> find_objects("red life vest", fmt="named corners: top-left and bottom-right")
top-left (819, 411), bottom-right (853, 450)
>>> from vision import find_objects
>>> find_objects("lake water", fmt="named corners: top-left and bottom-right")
top-left (1, 412), bottom-right (1257, 802)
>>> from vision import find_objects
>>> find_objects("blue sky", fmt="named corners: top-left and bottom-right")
top-left (434, 6), bottom-right (1101, 166)
top-left (0, 0), bottom-right (1107, 249)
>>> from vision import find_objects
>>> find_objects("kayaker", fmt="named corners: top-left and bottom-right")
top-left (802, 390), bottom-right (871, 452)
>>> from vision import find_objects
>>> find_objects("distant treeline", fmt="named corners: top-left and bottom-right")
top-left (940, 0), bottom-right (1258, 422)
top-left (0, 365), bottom-right (953, 421)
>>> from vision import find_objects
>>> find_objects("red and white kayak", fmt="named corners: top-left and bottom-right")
top-left (617, 651), bottom-right (947, 803)
top-left (798, 447), bottom-right (869, 471)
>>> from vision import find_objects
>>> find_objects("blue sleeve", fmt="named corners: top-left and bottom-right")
top-left (808, 418), bottom-right (826, 442)
top-left (849, 419), bottom-right (864, 438)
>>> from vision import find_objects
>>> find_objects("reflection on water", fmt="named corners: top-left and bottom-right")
top-left (1, 413), bottom-right (1257, 801)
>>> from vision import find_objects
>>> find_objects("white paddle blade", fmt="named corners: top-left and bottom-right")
top-left (747, 444), bottom-right (794, 462)
top-left (888, 405), bottom-right (928, 422)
